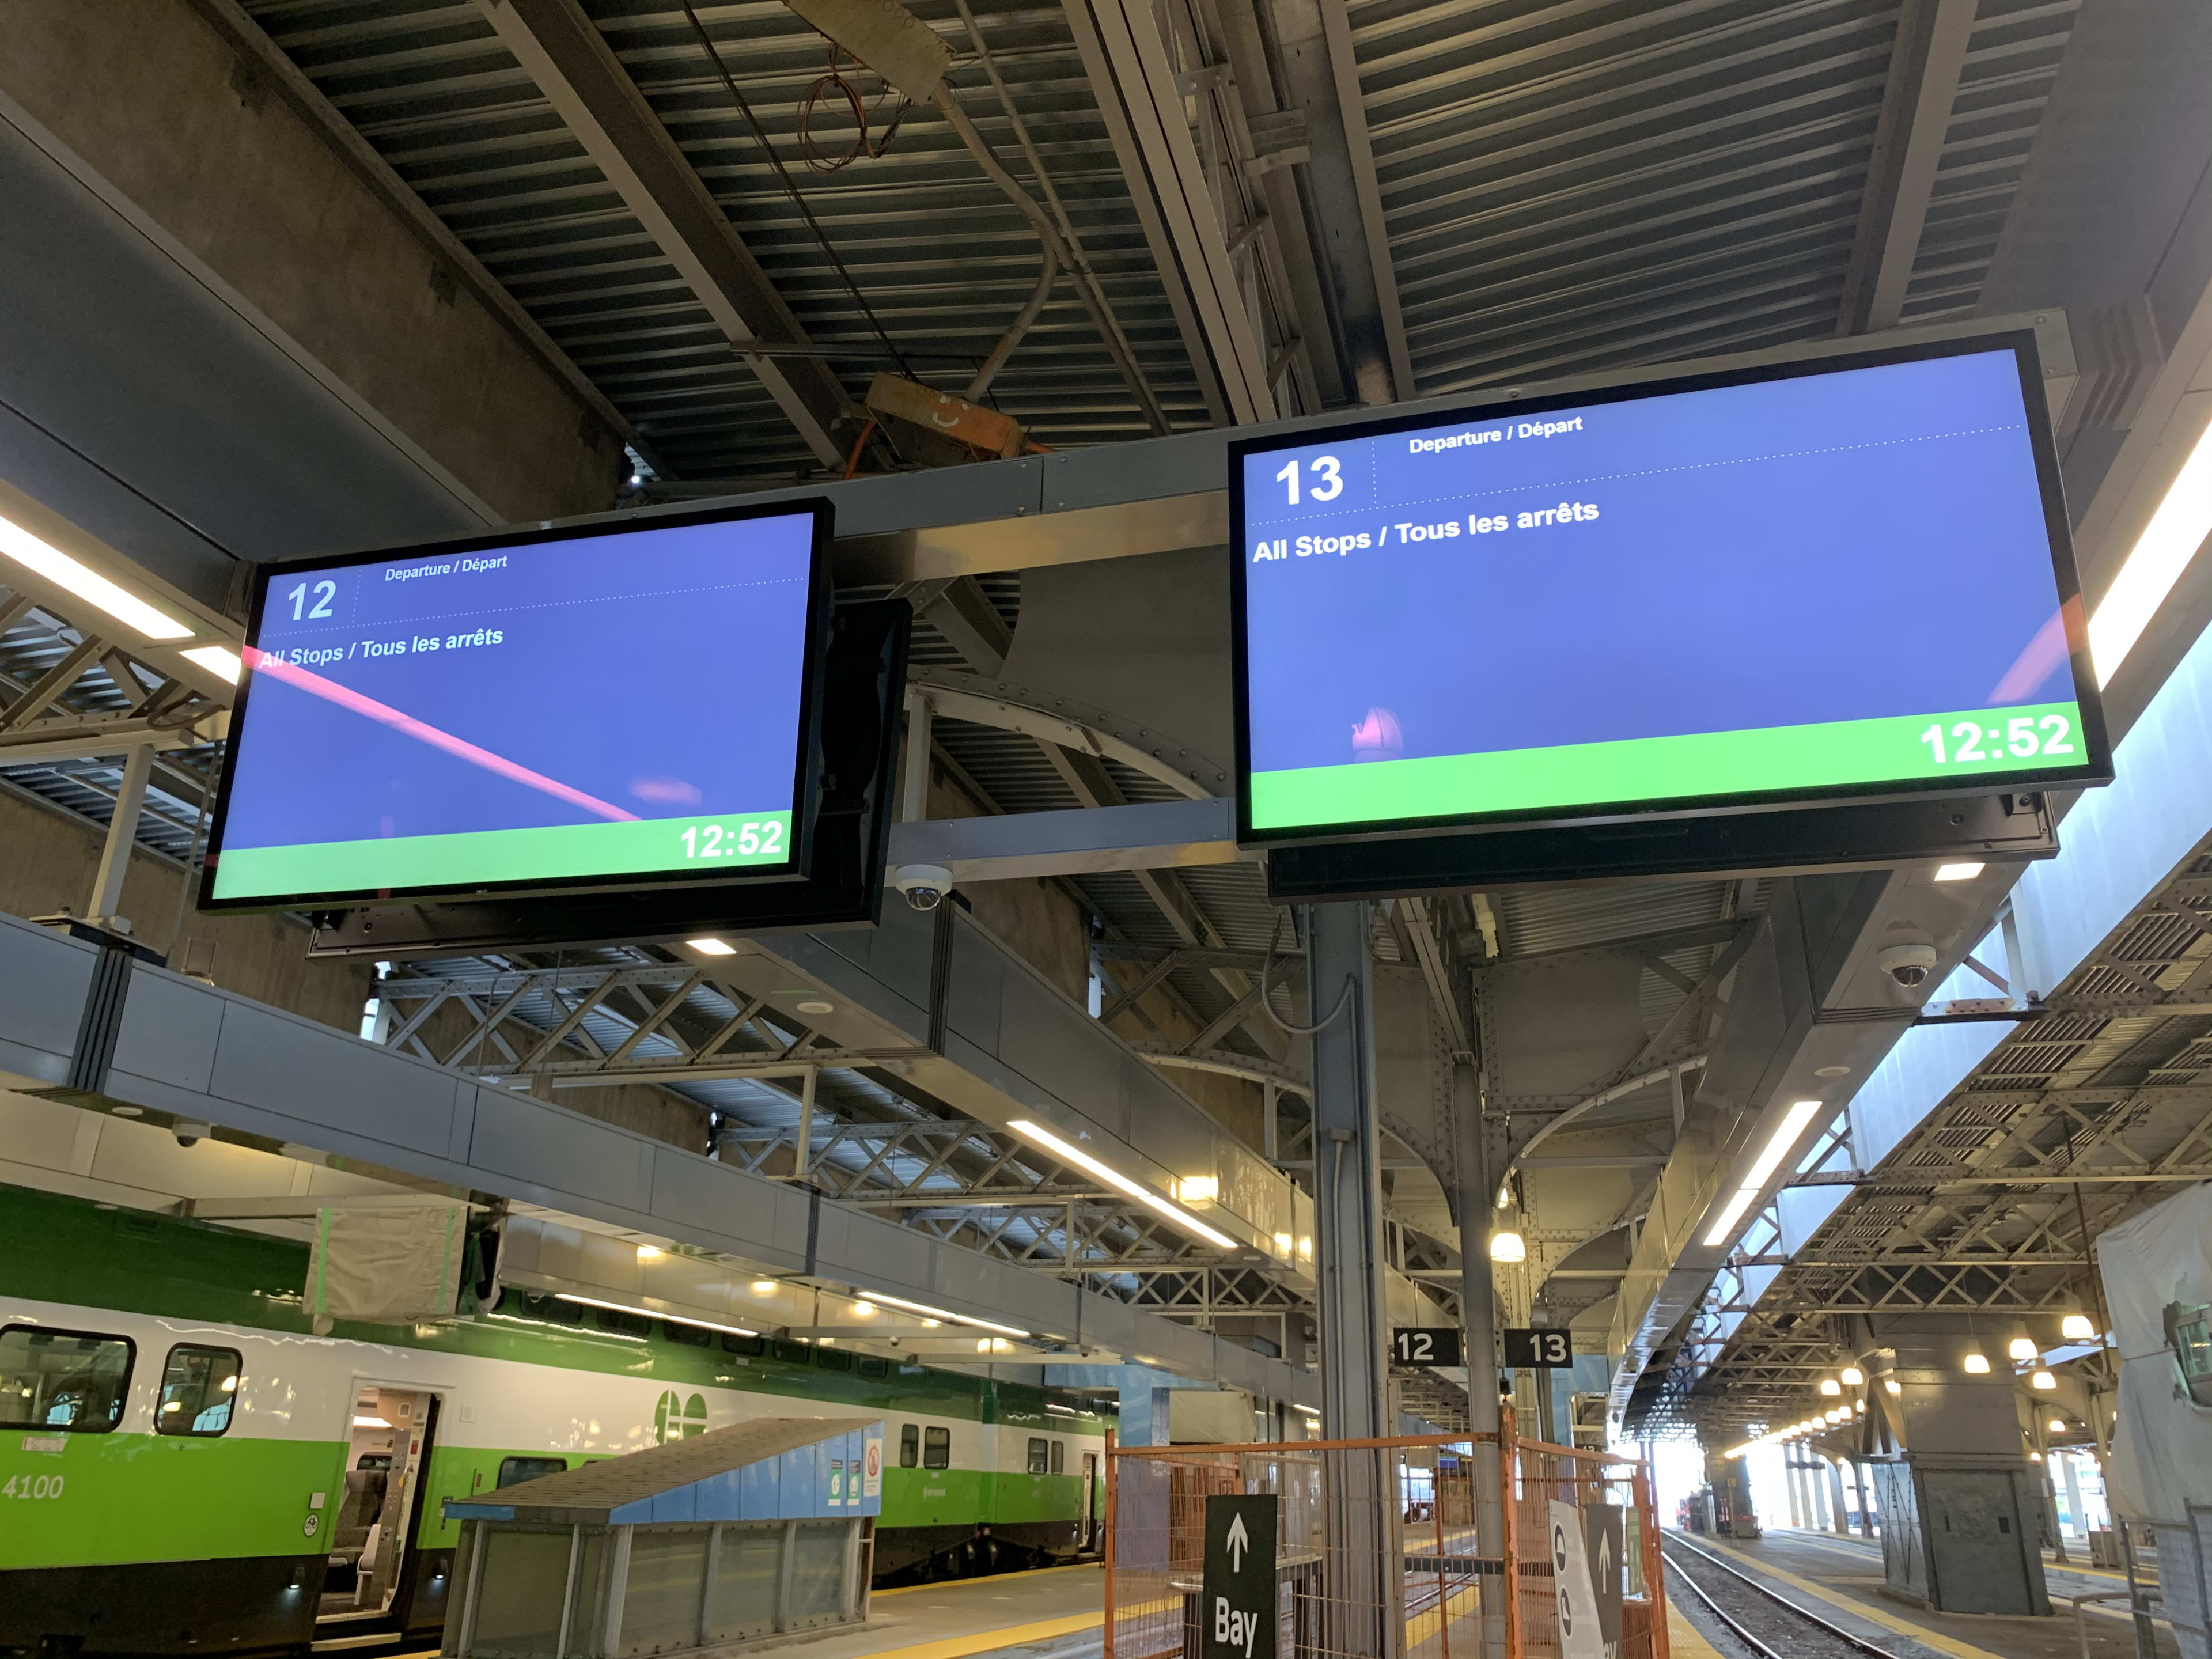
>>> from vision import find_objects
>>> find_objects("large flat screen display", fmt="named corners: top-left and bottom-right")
top-left (1230, 334), bottom-right (2109, 845)
top-left (202, 501), bottom-right (830, 908)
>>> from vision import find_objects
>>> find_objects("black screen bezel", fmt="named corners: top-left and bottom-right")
top-left (199, 497), bottom-right (835, 912)
top-left (1228, 330), bottom-right (2113, 849)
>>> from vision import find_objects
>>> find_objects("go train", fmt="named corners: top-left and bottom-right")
top-left (0, 1184), bottom-right (1112, 1656)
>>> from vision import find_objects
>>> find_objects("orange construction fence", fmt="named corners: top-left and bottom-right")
top-left (1105, 1408), bottom-right (1667, 1659)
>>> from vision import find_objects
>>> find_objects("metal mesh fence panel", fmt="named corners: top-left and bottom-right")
top-left (1106, 1419), bottom-right (1666, 1659)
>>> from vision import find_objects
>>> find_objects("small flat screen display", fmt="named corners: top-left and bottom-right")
top-left (1230, 336), bottom-right (2107, 843)
top-left (203, 501), bottom-right (828, 907)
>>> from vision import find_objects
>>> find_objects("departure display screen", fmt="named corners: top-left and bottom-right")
top-left (203, 501), bottom-right (829, 907)
top-left (1230, 335), bottom-right (2108, 843)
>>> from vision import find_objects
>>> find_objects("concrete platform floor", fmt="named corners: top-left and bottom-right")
top-left (1679, 1529), bottom-right (2180, 1659)
top-left (389, 1563), bottom-right (1105, 1659)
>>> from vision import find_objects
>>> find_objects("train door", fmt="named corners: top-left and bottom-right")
top-left (1081, 1453), bottom-right (1099, 1553)
top-left (320, 1383), bottom-right (440, 1627)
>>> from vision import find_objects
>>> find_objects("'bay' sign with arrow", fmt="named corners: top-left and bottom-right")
top-left (1202, 1493), bottom-right (1278, 1659)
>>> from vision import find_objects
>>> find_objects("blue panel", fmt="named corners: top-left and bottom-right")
top-left (652, 1483), bottom-right (698, 1524)
top-left (444, 1503), bottom-right (516, 1521)
top-left (609, 1500), bottom-right (656, 1525)
top-left (742, 1457), bottom-right (775, 1521)
top-left (694, 1468), bottom-right (744, 1524)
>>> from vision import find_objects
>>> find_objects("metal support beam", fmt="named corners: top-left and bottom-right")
top-left (474, 0), bottom-right (847, 465)
top-left (1061, 0), bottom-right (1277, 423)
top-left (86, 741), bottom-right (153, 925)
top-left (1836, 0), bottom-right (1978, 335)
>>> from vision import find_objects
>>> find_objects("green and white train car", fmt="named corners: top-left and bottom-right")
top-left (0, 1185), bottom-right (1112, 1656)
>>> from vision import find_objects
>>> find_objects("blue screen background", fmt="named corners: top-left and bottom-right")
top-left (1240, 351), bottom-right (2073, 774)
top-left (219, 515), bottom-right (815, 849)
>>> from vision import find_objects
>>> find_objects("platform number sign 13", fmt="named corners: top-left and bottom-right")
top-left (1391, 1328), bottom-right (1464, 1367)
top-left (1503, 1328), bottom-right (1573, 1368)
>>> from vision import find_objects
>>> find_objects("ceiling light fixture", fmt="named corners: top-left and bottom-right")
top-left (2061, 1313), bottom-right (2096, 1341)
top-left (1819, 1378), bottom-right (1842, 1397)
top-left (751, 1279), bottom-right (777, 1296)
top-left (2009, 1336), bottom-right (2039, 1361)
top-left (1840, 1366), bottom-right (1864, 1387)
top-left (796, 998), bottom-right (835, 1016)
top-left (1934, 862), bottom-right (1985, 882)
top-left (1490, 1229), bottom-right (1527, 1263)
top-left (552, 1290), bottom-right (755, 1340)
top-left (0, 512), bottom-right (192, 639)
top-left (1702, 1099), bottom-right (1825, 1247)
top-left (1007, 1119), bottom-right (1235, 1248)
top-left (858, 1288), bottom-right (1029, 1339)
top-left (687, 938), bottom-right (737, 956)
top-left (2050, 1418), bottom-right (2067, 1434)
top-left (2032, 1370), bottom-right (2056, 1391)
top-left (2089, 411), bottom-right (2212, 686)
top-left (181, 645), bottom-right (243, 684)
top-left (353, 1414), bottom-right (391, 1429)
top-left (1963, 1351), bottom-right (1991, 1374)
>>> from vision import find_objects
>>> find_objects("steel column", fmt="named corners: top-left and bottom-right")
top-left (1306, 899), bottom-right (1399, 1657)
top-left (1453, 1056), bottom-right (1506, 1659)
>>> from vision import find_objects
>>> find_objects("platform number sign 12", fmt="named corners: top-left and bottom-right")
top-left (1503, 1328), bottom-right (1573, 1368)
top-left (1391, 1328), bottom-right (1464, 1367)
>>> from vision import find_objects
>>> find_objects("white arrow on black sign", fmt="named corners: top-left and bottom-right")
top-left (1226, 1511), bottom-right (1251, 1572)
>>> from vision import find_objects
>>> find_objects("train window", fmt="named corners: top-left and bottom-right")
top-left (721, 1332), bottom-right (766, 1358)
top-left (774, 1340), bottom-right (812, 1366)
top-left (155, 1344), bottom-right (241, 1437)
top-left (900, 1424), bottom-right (919, 1467)
top-left (497, 1456), bottom-right (568, 1488)
top-left (818, 1348), bottom-right (853, 1373)
top-left (923, 1427), bottom-right (950, 1469)
top-left (661, 1320), bottom-right (713, 1347)
top-left (1051, 1440), bottom-right (1065, 1475)
top-left (858, 1356), bottom-right (889, 1378)
top-left (500, 1289), bottom-right (585, 1325)
top-left (1027, 1437), bottom-right (1048, 1475)
top-left (0, 1326), bottom-right (132, 1433)
top-left (594, 1307), bottom-right (652, 1337)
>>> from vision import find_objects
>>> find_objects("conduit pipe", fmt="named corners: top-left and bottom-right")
top-left (933, 88), bottom-right (1169, 433)
top-left (966, 245), bottom-right (1058, 402)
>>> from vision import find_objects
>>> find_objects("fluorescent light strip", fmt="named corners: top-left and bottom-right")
top-left (1701, 1099), bottom-right (1825, 1247)
top-left (0, 512), bottom-right (191, 640)
top-left (553, 1290), bottom-right (756, 1339)
top-left (858, 1289), bottom-right (1029, 1340)
top-left (180, 645), bottom-right (243, 684)
top-left (1007, 1119), bottom-right (1236, 1249)
top-left (2090, 412), bottom-right (2212, 687)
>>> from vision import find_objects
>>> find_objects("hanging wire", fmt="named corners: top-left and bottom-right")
top-left (798, 42), bottom-right (910, 173)
top-left (675, 1), bottom-right (915, 380)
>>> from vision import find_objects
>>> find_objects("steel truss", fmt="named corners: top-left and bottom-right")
top-left (1671, 842), bottom-right (2212, 1437)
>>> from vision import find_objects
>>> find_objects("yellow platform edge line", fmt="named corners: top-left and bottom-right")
top-left (872, 1563), bottom-right (1095, 1600)
top-left (1668, 1599), bottom-right (1725, 1659)
top-left (1694, 1537), bottom-right (2011, 1659)
top-left (865, 1608), bottom-right (1104, 1659)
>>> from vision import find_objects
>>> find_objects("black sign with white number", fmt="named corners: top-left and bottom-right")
top-left (1391, 1328), bottom-right (1465, 1368)
top-left (1202, 1493), bottom-right (1278, 1659)
top-left (1503, 1328), bottom-right (1573, 1368)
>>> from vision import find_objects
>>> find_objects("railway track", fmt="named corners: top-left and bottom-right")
top-left (1660, 1532), bottom-right (1910, 1659)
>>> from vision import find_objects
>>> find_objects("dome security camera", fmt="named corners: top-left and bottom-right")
top-left (172, 1119), bottom-right (213, 1148)
top-left (1878, 942), bottom-right (1938, 989)
top-left (894, 864), bottom-right (953, 912)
